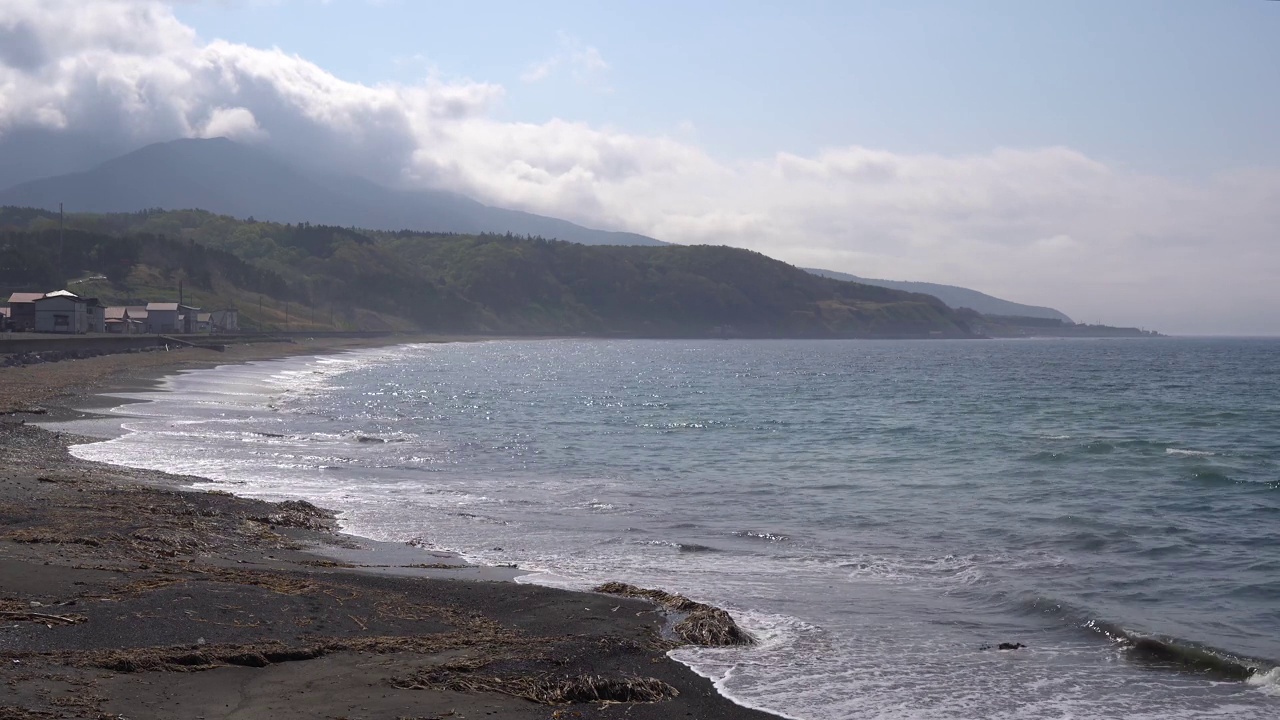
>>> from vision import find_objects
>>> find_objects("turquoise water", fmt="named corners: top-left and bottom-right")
top-left (71, 338), bottom-right (1280, 718)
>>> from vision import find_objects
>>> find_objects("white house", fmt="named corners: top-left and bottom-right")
top-left (34, 291), bottom-right (102, 334)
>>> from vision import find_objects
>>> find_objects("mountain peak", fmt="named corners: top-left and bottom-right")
top-left (0, 139), bottom-right (667, 246)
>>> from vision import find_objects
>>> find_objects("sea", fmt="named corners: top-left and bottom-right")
top-left (63, 338), bottom-right (1280, 719)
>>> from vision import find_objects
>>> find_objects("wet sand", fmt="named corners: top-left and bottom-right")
top-left (0, 336), bottom-right (437, 415)
top-left (0, 338), bottom-right (779, 719)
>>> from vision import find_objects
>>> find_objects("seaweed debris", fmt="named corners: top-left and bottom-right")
top-left (60, 631), bottom-right (522, 673)
top-left (593, 582), bottom-right (754, 646)
top-left (394, 668), bottom-right (677, 705)
top-left (247, 499), bottom-right (335, 531)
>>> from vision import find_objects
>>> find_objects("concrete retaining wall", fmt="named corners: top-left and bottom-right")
top-left (0, 334), bottom-right (167, 355)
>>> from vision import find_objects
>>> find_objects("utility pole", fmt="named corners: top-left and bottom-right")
top-left (58, 202), bottom-right (64, 280)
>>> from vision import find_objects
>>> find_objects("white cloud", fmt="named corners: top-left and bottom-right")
top-left (0, 0), bottom-right (1277, 334)
top-left (520, 32), bottom-right (611, 90)
top-left (199, 106), bottom-right (266, 140)
top-left (520, 58), bottom-right (557, 84)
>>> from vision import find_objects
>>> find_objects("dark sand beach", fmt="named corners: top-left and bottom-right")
top-left (0, 338), bottom-right (778, 719)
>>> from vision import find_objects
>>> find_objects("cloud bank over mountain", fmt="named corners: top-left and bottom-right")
top-left (1, 0), bottom-right (1276, 333)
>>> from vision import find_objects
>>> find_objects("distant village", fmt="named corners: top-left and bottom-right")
top-left (1, 290), bottom-right (238, 335)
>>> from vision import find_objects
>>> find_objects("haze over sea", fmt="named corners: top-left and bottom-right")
top-left (70, 338), bottom-right (1280, 719)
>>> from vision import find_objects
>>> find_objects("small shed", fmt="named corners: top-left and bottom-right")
top-left (126, 306), bottom-right (149, 329)
top-left (6, 292), bottom-right (44, 331)
top-left (145, 303), bottom-right (180, 334)
top-left (105, 307), bottom-right (145, 334)
top-left (146, 303), bottom-right (199, 334)
top-left (210, 309), bottom-right (240, 333)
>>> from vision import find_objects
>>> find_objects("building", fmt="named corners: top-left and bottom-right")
top-left (145, 303), bottom-right (199, 334)
top-left (178, 305), bottom-right (200, 334)
top-left (86, 299), bottom-right (105, 333)
top-left (195, 313), bottom-right (213, 333)
top-left (210, 308), bottom-right (239, 333)
top-left (6, 292), bottom-right (44, 331)
top-left (34, 291), bottom-right (102, 334)
top-left (126, 306), bottom-right (149, 330)
top-left (105, 307), bottom-right (146, 334)
top-left (145, 303), bottom-right (180, 334)
top-left (104, 306), bottom-right (126, 333)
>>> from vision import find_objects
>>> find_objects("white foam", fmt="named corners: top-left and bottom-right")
top-left (673, 657), bottom-right (808, 720)
top-left (1247, 667), bottom-right (1280, 695)
top-left (1166, 448), bottom-right (1216, 457)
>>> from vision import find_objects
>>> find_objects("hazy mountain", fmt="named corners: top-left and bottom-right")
top-left (0, 138), bottom-right (667, 247)
top-left (0, 128), bottom-right (133, 190)
top-left (805, 268), bottom-right (1073, 322)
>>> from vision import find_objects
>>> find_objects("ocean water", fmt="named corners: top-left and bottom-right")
top-left (68, 338), bottom-right (1280, 719)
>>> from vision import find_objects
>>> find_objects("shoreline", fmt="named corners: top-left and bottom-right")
top-left (0, 336), bottom-right (783, 719)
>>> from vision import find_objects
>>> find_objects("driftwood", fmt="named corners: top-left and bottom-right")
top-left (0, 610), bottom-right (87, 625)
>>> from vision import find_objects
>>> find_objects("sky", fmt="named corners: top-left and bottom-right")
top-left (1, 0), bottom-right (1278, 334)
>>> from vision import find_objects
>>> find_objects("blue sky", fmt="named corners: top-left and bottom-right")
top-left (176, 0), bottom-right (1279, 176)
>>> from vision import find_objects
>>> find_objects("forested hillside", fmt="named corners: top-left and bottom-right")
top-left (804, 267), bottom-right (1073, 322)
top-left (0, 207), bottom-right (977, 338)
